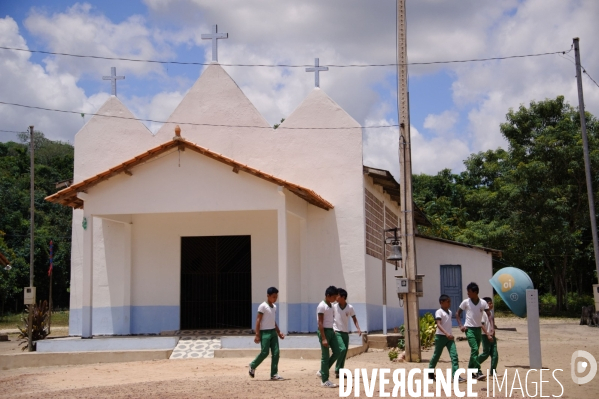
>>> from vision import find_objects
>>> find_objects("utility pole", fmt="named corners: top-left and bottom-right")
top-left (28, 125), bottom-right (35, 352)
top-left (397, 0), bottom-right (421, 362)
top-left (573, 38), bottom-right (599, 280)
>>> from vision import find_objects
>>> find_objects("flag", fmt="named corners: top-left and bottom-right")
top-left (48, 240), bottom-right (53, 277)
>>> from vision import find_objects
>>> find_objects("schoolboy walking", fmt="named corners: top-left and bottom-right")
top-left (427, 295), bottom-right (465, 383)
top-left (456, 282), bottom-right (494, 380)
top-left (248, 287), bottom-right (285, 380)
top-left (478, 297), bottom-right (499, 377)
top-left (332, 288), bottom-right (362, 379)
top-left (316, 286), bottom-right (340, 388)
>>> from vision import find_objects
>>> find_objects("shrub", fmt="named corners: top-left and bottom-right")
top-left (419, 313), bottom-right (436, 349)
top-left (388, 347), bottom-right (399, 361)
top-left (394, 313), bottom-right (436, 353)
top-left (17, 300), bottom-right (49, 351)
top-left (493, 294), bottom-right (509, 312)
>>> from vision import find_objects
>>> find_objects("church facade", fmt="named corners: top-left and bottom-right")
top-left (47, 64), bottom-right (499, 336)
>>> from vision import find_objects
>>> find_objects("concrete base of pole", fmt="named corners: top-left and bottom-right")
top-left (383, 304), bottom-right (387, 335)
top-left (526, 289), bottom-right (542, 369)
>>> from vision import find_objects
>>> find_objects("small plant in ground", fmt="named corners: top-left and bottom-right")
top-left (419, 312), bottom-right (436, 349)
top-left (17, 300), bottom-right (49, 351)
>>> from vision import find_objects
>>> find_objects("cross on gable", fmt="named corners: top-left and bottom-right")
top-left (305, 58), bottom-right (329, 88)
top-left (102, 67), bottom-right (125, 96)
top-left (201, 24), bottom-right (228, 63)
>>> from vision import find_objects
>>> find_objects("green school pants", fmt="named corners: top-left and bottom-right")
top-left (334, 331), bottom-right (350, 374)
top-left (478, 335), bottom-right (498, 376)
top-left (465, 327), bottom-right (483, 373)
top-left (317, 328), bottom-right (340, 383)
top-left (250, 329), bottom-right (279, 377)
top-left (428, 334), bottom-right (459, 377)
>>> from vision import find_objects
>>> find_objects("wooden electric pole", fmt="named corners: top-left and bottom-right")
top-left (573, 38), bottom-right (599, 280)
top-left (397, 0), bottom-right (421, 362)
top-left (28, 125), bottom-right (35, 352)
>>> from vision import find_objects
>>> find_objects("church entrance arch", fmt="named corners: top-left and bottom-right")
top-left (180, 235), bottom-right (252, 330)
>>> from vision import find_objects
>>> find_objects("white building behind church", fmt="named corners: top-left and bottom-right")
top-left (47, 64), bottom-right (500, 337)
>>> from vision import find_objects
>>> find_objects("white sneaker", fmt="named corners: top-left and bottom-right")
top-left (270, 374), bottom-right (284, 381)
top-left (322, 380), bottom-right (337, 388)
top-left (248, 363), bottom-right (255, 378)
top-left (316, 370), bottom-right (322, 378)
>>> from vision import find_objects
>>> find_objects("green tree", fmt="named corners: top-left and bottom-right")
top-left (414, 96), bottom-right (598, 311)
top-left (0, 134), bottom-right (74, 314)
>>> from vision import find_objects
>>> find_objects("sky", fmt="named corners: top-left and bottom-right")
top-left (0, 0), bottom-right (598, 178)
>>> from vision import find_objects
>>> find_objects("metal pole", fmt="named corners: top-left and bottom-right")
top-left (28, 125), bottom-right (34, 352)
top-left (573, 38), bottom-right (599, 281)
top-left (397, 0), bottom-right (421, 362)
top-left (382, 230), bottom-right (387, 335)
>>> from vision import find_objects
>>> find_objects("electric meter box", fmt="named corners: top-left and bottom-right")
top-left (24, 287), bottom-right (36, 305)
top-left (395, 277), bottom-right (409, 294)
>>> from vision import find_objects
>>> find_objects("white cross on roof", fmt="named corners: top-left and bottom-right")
top-left (102, 67), bottom-right (125, 96)
top-left (201, 25), bottom-right (228, 63)
top-left (305, 58), bottom-right (329, 88)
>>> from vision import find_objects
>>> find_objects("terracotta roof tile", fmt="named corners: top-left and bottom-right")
top-left (46, 138), bottom-right (333, 211)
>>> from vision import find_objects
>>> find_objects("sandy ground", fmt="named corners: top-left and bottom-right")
top-left (1, 318), bottom-right (598, 398)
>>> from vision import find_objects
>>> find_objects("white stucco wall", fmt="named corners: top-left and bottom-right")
top-left (415, 236), bottom-right (494, 312)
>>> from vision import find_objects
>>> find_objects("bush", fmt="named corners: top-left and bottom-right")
top-left (393, 313), bottom-right (436, 353)
top-left (493, 294), bottom-right (509, 312)
top-left (17, 300), bottom-right (49, 351)
top-left (495, 292), bottom-right (594, 317)
top-left (419, 313), bottom-right (436, 349)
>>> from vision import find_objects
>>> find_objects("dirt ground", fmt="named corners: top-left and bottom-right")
top-left (1, 318), bottom-right (598, 398)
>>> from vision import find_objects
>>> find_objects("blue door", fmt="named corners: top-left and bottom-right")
top-left (440, 265), bottom-right (462, 324)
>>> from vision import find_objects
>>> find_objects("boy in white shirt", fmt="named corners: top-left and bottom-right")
top-left (456, 282), bottom-right (494, 381)
top-left (478, 297), bottom-right (498, 377)
top-left (316, 286), bottom-right (340, 388)
top-left (333, 288), bottom-right (362, 379)
top-left (248, 287), bottom-right (285, 380)
top-left (428, 295), bottom-right (464, 383)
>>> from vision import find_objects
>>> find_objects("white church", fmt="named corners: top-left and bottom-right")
top-left (46, 40), bottom-right (500, 337)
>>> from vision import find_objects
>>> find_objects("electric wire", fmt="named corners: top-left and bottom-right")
top-left (0, 45), bottom-right (573, 68)
top-left (582, 68), bottom-right (599, 89)
top-left (0, 100), bottom-right (400, 130)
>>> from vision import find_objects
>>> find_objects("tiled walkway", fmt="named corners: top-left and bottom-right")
top-left (169, 336), bottom-right (221, 359)
top-left (168, 329), bottom-right (253, 359)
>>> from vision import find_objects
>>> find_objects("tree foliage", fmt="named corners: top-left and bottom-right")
top-left (0, 133), bottom-right (73, 316)
top-left (414, 96), bottom-right (599, 311)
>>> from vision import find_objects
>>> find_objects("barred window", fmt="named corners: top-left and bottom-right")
top-left (365, 189), bottom-right (384, 260)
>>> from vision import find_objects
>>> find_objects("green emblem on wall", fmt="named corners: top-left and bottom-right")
top-left (82, 217), bottom-right (88, 230)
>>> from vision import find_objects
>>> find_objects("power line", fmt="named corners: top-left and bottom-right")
top-left (0, 45), bottom-right (572, 68)
top-left (0, 129), bottom-right (27, 134)
top-left (583, 68), bottom-right (599, 89)
top-left (0, 100), bottom-right (400, 130)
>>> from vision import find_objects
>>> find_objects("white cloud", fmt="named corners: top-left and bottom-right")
top-left (24, 3), bottom-right (171, 79)
top-left (363, 119), bottom-right (470, 178)
top-left (0, 16), bottom-right (96, 143)
top-left (423, 110), bottom-right (458, 135)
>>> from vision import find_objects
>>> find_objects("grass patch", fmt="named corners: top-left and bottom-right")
top-left (0, 310), bottom-right (69, 330)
